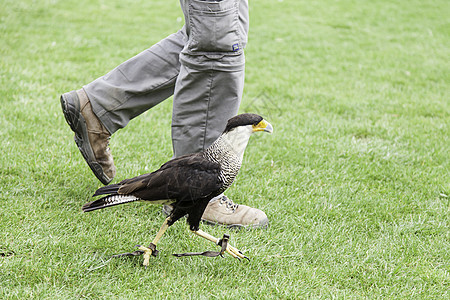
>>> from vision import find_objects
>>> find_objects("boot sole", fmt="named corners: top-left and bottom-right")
top-left (60, 91), bottom-right (112, 185)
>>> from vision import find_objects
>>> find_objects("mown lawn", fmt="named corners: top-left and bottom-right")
top-left (0, 0), bottom-right (448, 298)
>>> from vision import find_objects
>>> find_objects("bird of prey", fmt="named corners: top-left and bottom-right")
top-left (82, 113), bottom-right (273, 266)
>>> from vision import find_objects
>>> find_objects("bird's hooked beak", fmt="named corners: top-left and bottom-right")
top-left (252, 119), bottom-right (273, 134)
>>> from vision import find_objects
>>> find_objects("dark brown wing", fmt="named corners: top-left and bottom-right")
top-left (115, 153), bottom-right (222, 203)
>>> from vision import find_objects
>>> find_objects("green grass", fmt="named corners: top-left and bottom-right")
top-left (1, 0), bottom-right (449, 298)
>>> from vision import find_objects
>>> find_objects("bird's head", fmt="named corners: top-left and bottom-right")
top-left (220, 114), bottom-right (273, 158)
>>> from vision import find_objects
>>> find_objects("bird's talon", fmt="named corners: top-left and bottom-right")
top-left (142, 252), bottom-right (152, 266)
top-left (138, 244), bottom-right (157, 266)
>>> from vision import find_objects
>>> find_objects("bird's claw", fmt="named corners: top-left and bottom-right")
top-left (225, 244), bottom-right (249, 261)
top-left (136, 243), bottom-right (158, 266)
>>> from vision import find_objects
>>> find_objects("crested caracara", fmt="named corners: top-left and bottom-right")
top-left (82, 113), bottom-right (273, 266)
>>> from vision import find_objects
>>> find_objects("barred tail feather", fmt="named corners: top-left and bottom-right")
top-left (82, 194), bottom-right (141, 212)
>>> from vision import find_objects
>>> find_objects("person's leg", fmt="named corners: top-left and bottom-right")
top-left (166, 1), bottom-right (267, 228)
top-left (61, 28), bottom-right (186, 184)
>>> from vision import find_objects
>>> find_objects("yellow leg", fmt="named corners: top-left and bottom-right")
top-left (192, 229), bottom-right (248, 260)
top-left (139, 217), bottom-right (170, 266)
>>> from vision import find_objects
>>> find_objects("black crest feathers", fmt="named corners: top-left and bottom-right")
top-left (223, 113), bottom-right (263, 133)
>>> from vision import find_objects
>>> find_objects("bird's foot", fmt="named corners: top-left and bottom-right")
top-left (136, 243), bottom-right (158, 266)
top-left (225, 244), bottom-right (249, 261)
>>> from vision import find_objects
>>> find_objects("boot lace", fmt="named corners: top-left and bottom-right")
top-left (219, 196), bottom-right (239, 212)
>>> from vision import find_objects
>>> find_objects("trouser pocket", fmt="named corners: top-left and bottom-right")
top-left (187, 0), bottom-right (241, 54)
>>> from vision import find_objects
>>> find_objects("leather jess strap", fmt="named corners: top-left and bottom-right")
top-left (112, 242), bottom-right (158, 258)
top-left (173, 234), bottom-right (229, 258)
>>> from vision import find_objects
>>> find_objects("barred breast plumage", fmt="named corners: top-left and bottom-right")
top-left (203, 135), bottom-right (242, 194)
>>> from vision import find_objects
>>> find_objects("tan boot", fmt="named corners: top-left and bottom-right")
top-left (162, 195), bottom-right (269, 229)
top-left (60, 89), bottom-right (116, 184)
top-left (202, 195), bottom-right (269, 229)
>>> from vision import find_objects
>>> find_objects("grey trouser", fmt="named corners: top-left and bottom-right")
top-left (84, 0), bottom-right (248, 157)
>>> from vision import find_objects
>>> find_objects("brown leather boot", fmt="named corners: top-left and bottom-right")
top-left (201, 195), bottom-right (269, 229)
top-left (163, 195), bottom-right (269, 229)
top-left (60, 89), bottom-right (116, 184)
